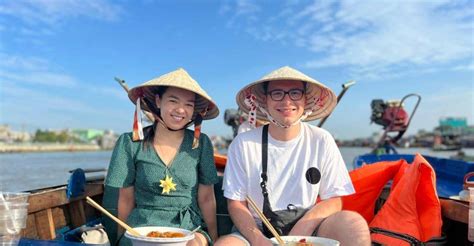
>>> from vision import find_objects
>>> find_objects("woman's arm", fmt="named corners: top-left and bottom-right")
top-left (197, 184), bottom-right (218, 242)
top-left (117, 186), bottom-right (135, 235)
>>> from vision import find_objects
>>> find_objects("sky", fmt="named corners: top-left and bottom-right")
top-left (0, 0), bottom-right (473, 140)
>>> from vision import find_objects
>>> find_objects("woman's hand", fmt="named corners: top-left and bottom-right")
top-left (197, 184), bottom-right (218, 242)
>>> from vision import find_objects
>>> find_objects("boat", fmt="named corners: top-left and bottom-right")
top-left (11, 87), bottom-right (471, 245)
top-left (451, 150), bottom-right (474, 162)
top-left (11, 152), bottom-right (472, 245)
top-left (432, 144), bottom-right (463, 151)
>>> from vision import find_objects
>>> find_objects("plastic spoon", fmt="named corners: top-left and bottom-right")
top-left (189, 225), bottom-right (201, 235)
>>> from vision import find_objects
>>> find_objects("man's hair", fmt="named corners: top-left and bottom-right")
top-left (262, 81), bottom-right (307, 94)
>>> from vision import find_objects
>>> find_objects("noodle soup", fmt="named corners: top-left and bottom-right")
top-left (125, 226), bottom-right (194, 246)
top-left (270, 236), bottom-right (340, 246)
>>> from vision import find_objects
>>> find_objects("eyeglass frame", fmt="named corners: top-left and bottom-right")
top-left (266, 88), bottom-right (305, 101)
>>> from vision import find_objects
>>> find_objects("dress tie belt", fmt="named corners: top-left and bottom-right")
top-left (136, 204), bottom-right (196, 227)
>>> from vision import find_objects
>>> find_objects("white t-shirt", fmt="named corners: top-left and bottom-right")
top-left (237, 121), bottom-right (254, 135)
top-left (223, 123), bottom-right (354, 222)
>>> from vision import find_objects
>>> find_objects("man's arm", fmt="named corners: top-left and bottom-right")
top-left (228, 199), bottom-right (272, 246)
top-left (289, 197), bottom-right (342, 236)
top-left (117, 186), bottom-right (135, 235)
top-left (197, 184), bottom-right (218, 242)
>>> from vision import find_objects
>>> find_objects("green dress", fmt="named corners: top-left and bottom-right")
top-left (105, 129), bottom-right (218, 245)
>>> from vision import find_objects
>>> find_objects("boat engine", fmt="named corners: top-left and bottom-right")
top-left (371, 99), bottom-right (409, 132)
top-left (370, 94), bottom-right (421, 154)
top-left (224, 108), bottom-right (243, 138)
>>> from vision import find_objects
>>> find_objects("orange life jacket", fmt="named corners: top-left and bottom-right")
top-left (342, 153), bottom-right (442, 245)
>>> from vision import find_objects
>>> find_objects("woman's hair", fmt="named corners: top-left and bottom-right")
top-left (143, 86), bottom-right (168, 149)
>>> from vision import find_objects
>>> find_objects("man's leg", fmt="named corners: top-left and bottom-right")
top-left (315, 210), bottom-right (371, 246)
top-left (214, 233), bottom-right (250, 246)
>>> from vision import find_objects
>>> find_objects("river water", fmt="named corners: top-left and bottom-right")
top-left (1, 147), bottom-right (472, 192)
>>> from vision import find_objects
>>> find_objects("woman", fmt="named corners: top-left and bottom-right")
top-left (105, 68), bottom-right (220, 246)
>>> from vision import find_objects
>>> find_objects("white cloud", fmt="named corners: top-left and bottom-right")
top-left (220, 0), bottom-right (260, 29)
top-left (0, 70), bottom-right (78, 87)
top-left (221, 0), bottom-right (474, 80)
top-left (0, 0), bottom-right (122, 26)
top-left (0, 53), bottom-right (50, 71)
top-left (0, 0), bottom-right (122, 44)
top-left (1, 81), bottom-right (94, 113)
top-left (0, 53), bottom-right (78, 87)
top-left (453, 62), bottom-right (474, 71)
top-left (0, 53), bottom-right (129, 98)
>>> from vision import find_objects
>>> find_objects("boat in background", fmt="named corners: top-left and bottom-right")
top-left (432, 143), bottom-right (463, 151)
top-left (432, 135), bottom-right (463, 151)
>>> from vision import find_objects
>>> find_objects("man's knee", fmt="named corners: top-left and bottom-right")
top-left (214, 234), bottom-right (249, 246)
top-left (317, 211), bottom-right (370, 245)
top-left (330, 210), bottom-right (368, 231)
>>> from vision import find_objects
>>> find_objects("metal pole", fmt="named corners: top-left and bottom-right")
top-left (318, 80), bottom-right (356, 127)
top-left (115, 77), bottom-right (155, 122)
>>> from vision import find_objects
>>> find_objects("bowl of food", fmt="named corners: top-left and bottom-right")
top-left (124, 226), bottom-right (194, 246)
top-left (270, 236), bottom-right (340, 246)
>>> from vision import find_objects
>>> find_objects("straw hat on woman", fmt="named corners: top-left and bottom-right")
top-left (128, 68), bottom-right (219, 147)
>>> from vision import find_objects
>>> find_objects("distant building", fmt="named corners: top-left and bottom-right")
top-left (0, 125), bottom-right (32, 143)
top-left (99, 130), bottom-right (118, 149)
top-left (434, 117), bottom-right (472, 147)
top-left (72, 129), bottom-right (105, 143)
top-left (437, 117), bottom-right (468, 136)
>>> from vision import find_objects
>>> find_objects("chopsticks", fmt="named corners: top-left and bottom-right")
top-left (245, 196), bottom-right (285, 246)
top-left (85, 196), bottom-right (141, 237)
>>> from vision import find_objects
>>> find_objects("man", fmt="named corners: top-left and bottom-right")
top-left (215, 66), bottom-right (370, 245)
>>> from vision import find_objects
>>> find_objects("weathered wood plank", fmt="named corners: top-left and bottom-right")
top-left (21, 213), bottom-right (38, 239)
top-left (52, 207), bottom-right (67, 229)
top-left (440, 199), bottom-right (468, 224)
top-left (68, 200), bottom-right (86, 228)
top-left (27, 183), bottom-right (104, 213)
top-left (34, 209), bottom-right (56, 240)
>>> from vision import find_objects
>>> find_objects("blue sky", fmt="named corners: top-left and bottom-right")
top-left (0, 0), bottom-right (473, 140)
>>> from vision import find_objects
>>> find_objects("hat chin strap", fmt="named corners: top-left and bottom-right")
top-left (142, 96), bottom-right (204, 149)
top-left (142, 97), bottom-right (194, 132)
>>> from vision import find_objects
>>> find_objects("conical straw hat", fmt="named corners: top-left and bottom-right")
top-left (236, 66), bottom-right (336, 122)
top-left (128, 68), bottom-right (219, 120)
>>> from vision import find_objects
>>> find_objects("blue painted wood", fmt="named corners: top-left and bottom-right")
top-left (66, 169), bottom-right (86, 199)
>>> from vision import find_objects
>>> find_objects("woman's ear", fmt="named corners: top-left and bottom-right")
top-left (155, 95), bottom-right (161, 109)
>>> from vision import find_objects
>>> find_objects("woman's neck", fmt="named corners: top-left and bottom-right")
top-left (268, 122), bottom-right (301, 141)
top-left (154, 122), bottom-right (185, 144)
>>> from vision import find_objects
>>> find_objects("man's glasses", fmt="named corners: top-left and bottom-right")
top-left (267, 88), bottom-right (305, 101)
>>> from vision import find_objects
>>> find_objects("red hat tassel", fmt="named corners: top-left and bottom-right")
top-left (132, 98), bottom-right (144, 141)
